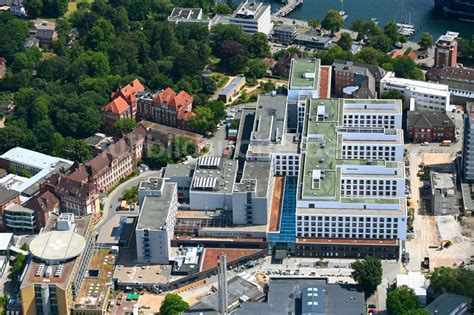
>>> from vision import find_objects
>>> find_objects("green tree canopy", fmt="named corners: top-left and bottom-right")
top-left (190, 106), bottom-right (215, 134)
top-left (382, 89), bottom-right (404, 101)
top-left (338, 32), bottom-right (353, 51)
top-left (418, 32), bottom-right (434, 50)
top-left (355, 47), bottom-right (385, 65)
top-left (218, 40), bottom-right (249, 74)
top-left (160, 293), bottom-right (189, 315)
top-left (370, 34), bottom-right (393, 53)
top-left (321, 9), bottom-right (344, 34)
top-left (392, 56), bottom-right (424, 80)
top-left (351, 256), bottom-right (382, 295)
top-left (349, 18), bottom-right (381, 40)
top-left (113, 118), bottom-right (137, 133)
top-left (308, 18), bottom-right (320, 29)
top-left (246, 59), bottom-right (267, 79)
top-left (387, 285), bottom-right (426, 315)
top-left (384, 20), bottom-right (399, 44)
top-left (430, 267), bottom-right (474, 299)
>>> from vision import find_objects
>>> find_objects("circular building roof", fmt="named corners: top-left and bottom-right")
top-left (30, 230), bottom-right (86, 262)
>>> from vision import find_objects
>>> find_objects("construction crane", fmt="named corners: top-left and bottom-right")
top-left (217, 253), bottom-right (228, 315)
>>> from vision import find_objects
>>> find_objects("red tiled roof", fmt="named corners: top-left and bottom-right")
top-left (407, 50), bottom-right (417, 60)
top-left (111, 79), bottom-right (144, 99)
top-left (389, 50), bottom-right (403, 59)
top-left (154, 87), bottom-right (176, 105)
top-left (177, 111), bottom-right (195, 122)
top-left (102, 97), bottom-right (129, 115)
top-left (23, 191), bottom-right (59, 214)
top-left (170, 90), bottom-right (192, 109)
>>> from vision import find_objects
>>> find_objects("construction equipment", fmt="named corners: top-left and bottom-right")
top-left (440, 140), bottom-right (452, 147)
top-left (422, 256), bottom-right (430, 270)
top-left (441, 240), bottom-right (452, 248)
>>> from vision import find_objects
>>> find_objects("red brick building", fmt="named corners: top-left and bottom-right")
top-left (102, 79), bottom-right (145, 131)
top-left (22, 190), bottom-right (60, 232)
top-left (0, 187), bottom-right (20, 231)
top-left (137, 87), bottom-right (195, 130)
top-left (435, 31), bottom-right (458, 68)
top-left (407, 111), bottom-right (455, 143)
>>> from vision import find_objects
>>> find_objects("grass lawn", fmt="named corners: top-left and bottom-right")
top-left (65, 0), bottom-right (93, 17)
top-left (41, 51), bottom-right (56, 60)
top-left (211, 72), bottom-right (229, 88)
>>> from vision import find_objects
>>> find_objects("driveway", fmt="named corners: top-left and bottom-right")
top-left (95, 170), bottom-right (162, 232)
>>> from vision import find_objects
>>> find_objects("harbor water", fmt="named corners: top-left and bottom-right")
top-left (262, 0), bottom-right (474, 40)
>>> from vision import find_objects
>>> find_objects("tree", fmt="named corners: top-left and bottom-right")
top-left (23, 0), bottom-right (43, 18)
top-left (392, 56), bottom-right (423, 80)
top-left (382, 89), bottom-right (404, 101)
top-left (418, 32), bottom-right (434, 50)
top-left (170, 137), bottom-right (198, 161)
top-left (212, 2), bottom-right (233, 14)
top-left (350, 19), bottom-right (381, 40)
top-left (351, 256), bottom-right (382, 295)
top-left (430, 267), bottom-right (474, 299)
top-left (249, 32), bottom-right (271, 58)
top-left (355, 47), bottom-right (384, 65)
top-left (143, 146), bottom-right (170, 169)
top-left (370, 34), bottom-right (393, 53)
top-left (384, 20), bottom-right (399, 44)
top-left (113, 118), bottom-right (137, 133)
top-left (246, 59), bottom-right (267, 79)
top-left (190, 106), bottom-right (215, 134)
top-left (321, 9), bottom-right (344, 34)
top-left (8, 253), bottom-right (26, 279)
top-left (160, 293), bottom-right (189, 315)
top-left (387, 286), bottom-right (425, 315)
top-left (207, 100), bottom-right (226, 122)
top-left (308, 18), bottom-right (320, 29)
top-left (218, 40), bottom-right (249, 74)
top-left (338, 32), bottom-right (352, 51)
top-left (262, 80), bottom-right (275, 93)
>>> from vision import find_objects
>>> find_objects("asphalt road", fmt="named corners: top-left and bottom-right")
top-left (95, 170), bottom-right (162, 232)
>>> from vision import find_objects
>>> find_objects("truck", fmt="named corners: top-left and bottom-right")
top-left (422, 256), bottom-right (430, 269)
top-left (440, 140), bottom-right (452, 147)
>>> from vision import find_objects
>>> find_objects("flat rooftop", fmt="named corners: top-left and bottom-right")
top-left (1, 147), bottom-right (73, 171)
top-left (0, 233), bottom-right (13, 250)
top-left (251, 94), bottom-right (287, 143)
top-left (113, 236), bottom-right (171, 286)
top-left (382, 72), bottom-right (449, 94)
top-left (289, 58), bottom-right (320, 90)
top-left (343, 98), bottom-right (402, 114)
top-left (300, 98), bottom-right (405, 202)
top-left (431, 171), bottom-right (455, 190)
top-left (74, 248), bottom-right (115, 311)
top-left (22, 214), bottom-right (92, 289)
top-left (234, 161), bottom-right (272, 197)
top-left (136, 182), bottom-right (176, 230)
top-left (235, 278), bottom-right (365, 315)
top-left (296, 203), bottom-right (406, 216)
top-left (201, 248), bottom-right (262, 271)
top-left (296, 238), bottom-right (398, 245)
top-left (164, 164), bottom-right (194, 178)
top-left (169, 7), bottom-right (202, 19)
top-left (191, 159), bottom-right (237, 194)
top-left (232, 0), bottom-right (269, 20)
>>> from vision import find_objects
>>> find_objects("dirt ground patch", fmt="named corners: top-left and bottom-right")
top-left (421, 152), bottom-right (452, 165)
top-left (137, 293), bottom-right (164, 314)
